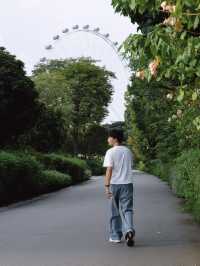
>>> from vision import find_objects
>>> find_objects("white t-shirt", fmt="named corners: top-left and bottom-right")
top-left (103, 145), bottom-right (134, 184)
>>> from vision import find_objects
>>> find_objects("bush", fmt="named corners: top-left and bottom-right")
top-left (147, 159), bottom-right (171, 181)
top-left (136, 161), bottom-right (146, 171)
top-left (193, 198), bottom-right (200, 223)
top-left (146, 150), bottom-right (200, 222)
top-left (0, 151), bottom-right (43, 204)
top-left (0, 150), bottom-right (90, 206)
top-left (86, 158), bottom-right (104, 176)
top-left (40, 170), bottom-right (72, 192)
top-left (39, 153), bottom-right (91, 183)
top-left (170, 149), bottom-right (200, 222)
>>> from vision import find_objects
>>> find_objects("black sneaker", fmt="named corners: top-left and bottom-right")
top-left (125, 230), bottom-right (135, 247)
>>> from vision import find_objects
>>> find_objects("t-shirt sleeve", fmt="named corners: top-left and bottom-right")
top-left (103, 150), bottom-right (113, 167)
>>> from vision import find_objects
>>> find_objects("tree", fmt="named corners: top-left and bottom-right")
top-left (125, 78), bottom-right (179, 163)
top-left (32, 65), bottom-right (72, 117)
top-left (0, 47), bottom-right (40, 146)
top-left (18, 105), bottom-right (66, 152)
top-left (112, 0), bottom-right (168, 33)
top-left (33, 58), bottom-right (115, 154)
top-left (111, 0), bottom-right (200, 164)
top-left (112, 1), bottom-right (200, 35)
top-left (79, 124), bottom-right (108, 156)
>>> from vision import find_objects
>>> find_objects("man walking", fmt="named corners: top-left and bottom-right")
top-left (103, 129), bottom-right (135, 247)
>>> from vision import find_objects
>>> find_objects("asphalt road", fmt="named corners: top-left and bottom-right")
top-left (0, 171), bottom-right (200, 266)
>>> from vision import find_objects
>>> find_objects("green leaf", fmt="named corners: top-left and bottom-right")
top-left (129, 0), bottom-right (136, 10)
top-left (190, 59), bottom-right (197, 67)
top-left (194, 16), bottom-right (199, 30)
top-left (192, 92), bottom-right (198, 101)
top-left (196, 3), bottom-right (200, 10)
top-left (175, 0), bottom-right (182, 16)
top-left (195, 68), bottom-right (200, 77)
top-left (180, 31), bottom-right (187, 40)
top-left (177, 89), bottom-right (185, 102)
top-left (164, 70), bottom-right (171, 78)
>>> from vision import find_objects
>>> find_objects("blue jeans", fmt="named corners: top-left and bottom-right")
top-left (109, 183), bottom-right (135, 240)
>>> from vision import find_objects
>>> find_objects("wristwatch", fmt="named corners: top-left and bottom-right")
top-left (105, 184), bottom-right (110, 187)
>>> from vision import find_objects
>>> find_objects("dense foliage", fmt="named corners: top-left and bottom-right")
top-left (33, 58), bottom-right (115, 154)
top-left (38, 153), bottom-right (91, 183)
top-left (170, 149), bottom-right (200, 222)
top-left (0, 151), bottom-right (42, 204)
top-left (0, 45), bottom-right (117, 206)
top-left (0, 47), bottom-right (40, 146)
top-left (18, 107), bottom-right (67, 152)
top-left (112, 0), bottom-right (200, 220)
top-left (112, 0), bottom-right (200, 161)
top-left (0, 150), bottom-right (91, 205)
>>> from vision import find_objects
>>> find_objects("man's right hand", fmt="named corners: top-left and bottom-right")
top-left (105, 187), bottom-right (113, 199)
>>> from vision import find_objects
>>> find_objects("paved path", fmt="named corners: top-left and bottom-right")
top-left (0, 171), bottom-right (200, 266)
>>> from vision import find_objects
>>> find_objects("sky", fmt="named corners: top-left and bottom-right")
top-left (0, 0), bottom-right (137, 123)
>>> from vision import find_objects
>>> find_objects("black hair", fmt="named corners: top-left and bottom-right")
top-left (108, 129), bottom-right (124, 143)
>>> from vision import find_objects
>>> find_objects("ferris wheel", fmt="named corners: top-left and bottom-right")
top-left (40, 25), bottom-right (131, 122)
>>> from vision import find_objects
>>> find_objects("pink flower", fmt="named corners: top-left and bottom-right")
top-left (135, 70), bottom-right (145, 80)
top-left (161, 2), bottom-right (176, 13)
top-left (166, 93), bottom-right (173, 100)
top-left (176, 109), bottom-right (183, 118)
top-left (149, 60), bottom-right (159, 76)
top-left (161, 1), bottom-right (167, 10)
top-left (163, 17), bottom-right (176, 26)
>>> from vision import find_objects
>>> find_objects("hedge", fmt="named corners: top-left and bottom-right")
top-left (0, 151), bottom-right (43, 204)
top-left (147, 159), bottom-right (171, 182)
top-left (169, 150), bottom-right (200, 222)
top-left (38, 153), bottom-right (91, 183)
top-left (0, 150), bottom-right (90, 206)
top-left (86, 157), bottom-right (104, 176)
top-left (147, 149), bottom-right (200, 223)
top-left (39, 170), bottom-right (72, 192)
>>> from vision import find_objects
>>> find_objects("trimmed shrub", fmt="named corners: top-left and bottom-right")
top-left (40, 170), bottom-right (72, 192)
top-left (136, 161), bottom-right (146, 171)
top-left (86, 158), bottom-right (104, 176)
top-left (146, 150), bottom-right (200, 222)
top-left (147, 159), bottom-right (171, 181)
top-left (193, 198), bottom-right (200, 223)
top-left (0, 151), bottom-right (43, 203)
top-left (170, 149), bottom-right (200, 222)
top-left (0, 150), bottom-right (91, 206)
top-left (39, 153), bottom-right (91, 183)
